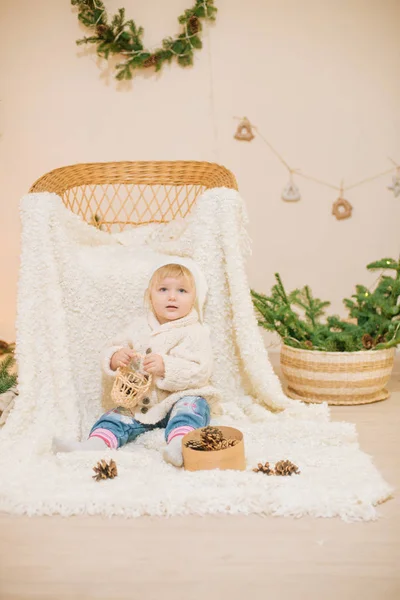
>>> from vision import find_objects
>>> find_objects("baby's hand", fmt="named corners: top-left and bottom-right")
top-left (110, 347), bottom-right (136, 371)
top-left (143, 353), bottom-right (165, 377)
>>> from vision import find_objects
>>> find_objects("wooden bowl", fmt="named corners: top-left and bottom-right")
top-left (182, 426), bottom-right (245, 472)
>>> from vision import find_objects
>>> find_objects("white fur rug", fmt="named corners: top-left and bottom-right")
top-left (0, 189), bottom-right (392, 520)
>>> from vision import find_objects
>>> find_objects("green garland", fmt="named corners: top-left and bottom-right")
top-left (71, 0), bottom-right (217, 80)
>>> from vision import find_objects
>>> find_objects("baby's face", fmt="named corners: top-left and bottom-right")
top-left (150, 276), bottom-right (196, 324)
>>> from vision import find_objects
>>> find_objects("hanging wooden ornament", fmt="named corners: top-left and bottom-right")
top-left (332, 197), bottom-right (353, 220)
top-left (387, 168), bottom-right (400, 197)
top-left (234, 117), bottom-right (254, 142)
top-left (282, 176), bottom-right (301, 202)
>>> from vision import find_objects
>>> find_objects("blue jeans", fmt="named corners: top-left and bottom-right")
top-left (89, 396), bottom-right (210, 449)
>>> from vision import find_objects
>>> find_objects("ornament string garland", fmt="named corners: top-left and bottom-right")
top-left (71, 0), bottom-right (217, 80)
top-left (234, 116), bottom-right (399, 220)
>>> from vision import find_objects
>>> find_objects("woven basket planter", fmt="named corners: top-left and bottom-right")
top-left (280, 344), bottom-right (396, 405)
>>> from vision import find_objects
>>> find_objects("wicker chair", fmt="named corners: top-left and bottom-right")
top-left (29, 161), bottom-right (238, 232)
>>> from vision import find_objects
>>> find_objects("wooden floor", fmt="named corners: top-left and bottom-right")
top-left (0, 355), bottom-right (399, 600)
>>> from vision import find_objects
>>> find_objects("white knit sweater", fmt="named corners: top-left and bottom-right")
top-left (101, 309), bottom-right (221, 424)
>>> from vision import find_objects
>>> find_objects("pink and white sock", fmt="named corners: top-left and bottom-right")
top-left (89, 428), bottom-right (118, 449)
top-left (163, 426), bottom-right (194, 467)
top-left (167, 426), bottom-right (194, 444)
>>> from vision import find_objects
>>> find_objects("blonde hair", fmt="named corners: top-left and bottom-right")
top-left (144, 263), bottom-right (196, 311)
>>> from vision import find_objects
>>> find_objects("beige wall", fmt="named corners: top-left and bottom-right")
top-left (0, 0), bottom-right (399, 343)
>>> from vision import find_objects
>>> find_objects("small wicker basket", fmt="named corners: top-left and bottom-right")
top-left (111, 364), bottom-right (152, 410)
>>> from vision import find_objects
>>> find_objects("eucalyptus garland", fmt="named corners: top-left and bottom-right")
top-left (71, 0), bottom-right (217, 80)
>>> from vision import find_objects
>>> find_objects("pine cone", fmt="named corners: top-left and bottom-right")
top-left (200, 426), bottom-right (224, 449)
top-left (253, 461), bottom-right (274, 475)
top-left (185, 439), bottom-right (205, 451)
top-left (143, 54), bottom-right (157, 68)
top-left (201, 426), bottom-right (223, 440)
top-left (92, 459), bottom-right (118, 481)
top-left (185, 428), bottom-right (239, 452)
top-left (222, 439), bottom-right (236, 449)
top-left (227, 439), bottom-right (239, 448)
top-left (96, 24), bottom-right (108, 37)
top-left (362, 334), bottom-right (374, 350)
top-left (274, 460), bottom-right (300, 476)
top-left (202, 442), bottom-right (215, 451)
top-left (304, 340), bottom-right (313, 349)
top-left (206, 438), bottom-right (237, 451)
top-left (188, 15), bottom-right (200, 34)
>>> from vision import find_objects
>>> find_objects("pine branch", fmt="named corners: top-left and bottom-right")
top-left (251, 275), bottom-right (320, 346)
top-left (273, 273), bottom-right (290, 305)
top-left (0, 355), bottom-right (17, 395)
top-left (367, 257), bottom-right (400, 273)
top-left (290, 286), bottom-right (330, 329)
top-left (252, 257), bottom-right (400, 352)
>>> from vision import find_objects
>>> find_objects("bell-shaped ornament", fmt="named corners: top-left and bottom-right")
top-left (282, 179), bottom-right (301, 202)
top-left (234, 117), bottom-right (254, 142)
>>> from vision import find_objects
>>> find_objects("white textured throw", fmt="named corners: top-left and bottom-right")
top-left (0, 189), bottom-right (392, 520)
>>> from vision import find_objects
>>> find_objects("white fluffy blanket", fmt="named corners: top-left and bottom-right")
top-left (0, 189), bottom-right (392, 520)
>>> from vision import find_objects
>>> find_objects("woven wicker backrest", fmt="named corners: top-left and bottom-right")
top-left (29, 161), bottom-right (238, 232)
